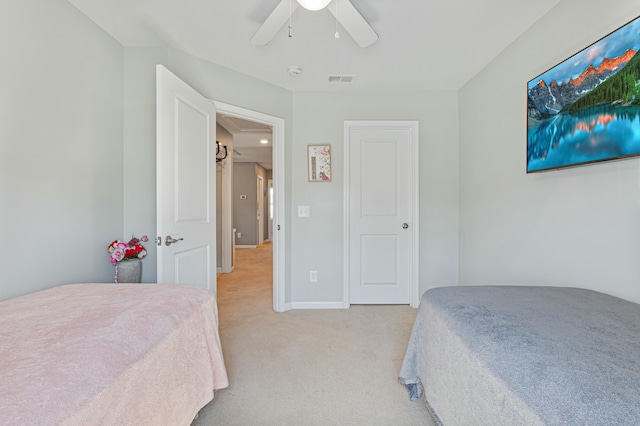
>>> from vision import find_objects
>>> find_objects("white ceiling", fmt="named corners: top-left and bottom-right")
top-left (67, 0), bottom-right (561, 167)
top-left (67, 0), bottom-right (560, 92)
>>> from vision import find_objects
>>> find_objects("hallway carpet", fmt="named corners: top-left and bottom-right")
top-left (192, 243), bottom-right (435, 426)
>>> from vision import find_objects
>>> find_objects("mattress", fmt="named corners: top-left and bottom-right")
top-left (0, 283), bottom-right (228, 425)
top-left (399, 286), bottom-right (640, 425)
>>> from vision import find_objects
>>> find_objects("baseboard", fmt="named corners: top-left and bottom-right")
top-left (235, 245), bottom-right (257, 249)
top-left (289, 301), bottom-right (347, 310)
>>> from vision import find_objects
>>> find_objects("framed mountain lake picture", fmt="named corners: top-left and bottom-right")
top-left (527, 15), bottom-right (640, 173)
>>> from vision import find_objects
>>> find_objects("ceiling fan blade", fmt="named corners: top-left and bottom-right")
top-left (251, 0), bottom-right (299, 46)
top-left (328, 0), bottom-right (378, 48)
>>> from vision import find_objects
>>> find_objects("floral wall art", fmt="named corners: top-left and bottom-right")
top-left (308, 144), bottom-right (332, 182)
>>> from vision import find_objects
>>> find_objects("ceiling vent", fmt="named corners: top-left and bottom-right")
top-left (328, 75), bottom-right (355, 84)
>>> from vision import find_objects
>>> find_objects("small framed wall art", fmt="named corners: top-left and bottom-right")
top-left (308, 144), bottom-right (331, 182)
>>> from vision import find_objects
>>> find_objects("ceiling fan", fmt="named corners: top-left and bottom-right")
top-left (251, 0), bottom-right (378, 48)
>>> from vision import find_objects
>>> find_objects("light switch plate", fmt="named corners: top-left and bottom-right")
top-left (298, 205), bottom-right (310, 217)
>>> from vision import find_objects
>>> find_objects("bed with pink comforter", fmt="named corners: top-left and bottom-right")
top-left (0, 283), bottom-right (228, 425)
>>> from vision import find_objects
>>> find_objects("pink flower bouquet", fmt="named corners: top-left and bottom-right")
top-left (108, 235), bottom-right (148, 265)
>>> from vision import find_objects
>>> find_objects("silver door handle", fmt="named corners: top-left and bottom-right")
top-left (402, 223), bottom-right (409, 229)
top-left (165, 235), bottom-right (184, 246)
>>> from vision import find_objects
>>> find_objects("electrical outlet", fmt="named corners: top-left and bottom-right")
top-left (310, 270), bottom-right (318, 282)
top-left (237, 232), bottom-right (242, 238)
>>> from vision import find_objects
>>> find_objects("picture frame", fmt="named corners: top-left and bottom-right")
top-left (307, 144), bottom-right (332, 182)
top-left (527, 15), bottom-right (640, 173)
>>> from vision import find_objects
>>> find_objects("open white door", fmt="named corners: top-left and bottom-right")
top-left (156, 65), bottom-right (217, 293)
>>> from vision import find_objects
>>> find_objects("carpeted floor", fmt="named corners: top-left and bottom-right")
top-left (192, 242), bottom-right (435, 426)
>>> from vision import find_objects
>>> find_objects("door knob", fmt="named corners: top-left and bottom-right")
top-left (402, 223), bottom-right (409, 229)
top-left (165, 235), bottom-right (184, 246)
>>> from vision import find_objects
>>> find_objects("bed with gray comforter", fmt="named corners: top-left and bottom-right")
top-left (398, 286), bottom-right (640, 425)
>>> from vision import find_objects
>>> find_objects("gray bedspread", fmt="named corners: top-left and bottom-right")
top-left (398, 286), bottom-right (640, 425)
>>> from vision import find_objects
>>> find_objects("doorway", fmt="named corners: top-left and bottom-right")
top-left (215, 102), bottom-right (286, 312)
top-left (343, 120), bottom-right (420, 308)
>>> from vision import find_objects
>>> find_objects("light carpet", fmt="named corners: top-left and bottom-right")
top-left (192, 243), bottom-right (435, 426)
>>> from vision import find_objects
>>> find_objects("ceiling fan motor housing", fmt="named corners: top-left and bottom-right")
top-left (297, 0), bottom-right (332, 11)
top-left (251, 0), bottom-right (378, 49)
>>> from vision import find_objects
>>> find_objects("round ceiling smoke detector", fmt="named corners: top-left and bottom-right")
top-left (287, 66), bottom-right (302, 77)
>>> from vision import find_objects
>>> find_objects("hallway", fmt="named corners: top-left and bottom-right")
top-left (218, 243), bottom-right (274, 319)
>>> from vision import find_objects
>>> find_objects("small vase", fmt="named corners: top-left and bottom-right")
top-left (115, 259), bottom-right (142, 283)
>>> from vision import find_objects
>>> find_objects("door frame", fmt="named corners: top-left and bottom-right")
top-left (218, 158), bottom-right (233, 273)
top-left (343, 120), bottom-right (420, 308)
top-left (214, 101), bottom-right (287, 313)
top-left (257, 175), bottom-right (265, 245)
top-left (268, 178), bottom-right (274, 241)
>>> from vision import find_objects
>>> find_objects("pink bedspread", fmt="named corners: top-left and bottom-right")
top-left (0, 283), bottom-right (228, 425)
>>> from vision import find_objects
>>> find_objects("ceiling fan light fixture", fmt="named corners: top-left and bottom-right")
top-left (296, 0), bottom-right (332, 11)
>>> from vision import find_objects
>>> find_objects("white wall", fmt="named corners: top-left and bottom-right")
top-left (233, 163), bottom-right (259, 246)
top-left (123, 50), bottom-right (459, 306)
top-left (0, 0), bottom-right (124, 301)
top-left (459, 0), bottom-right (640, 303)
top-left (123, 48), bottom-right (168, 283)
top-left (291, 91), bottom-right (460, 304)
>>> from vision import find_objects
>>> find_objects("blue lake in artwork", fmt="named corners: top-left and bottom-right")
top-left (527, 105), bottom-right (640, 172)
